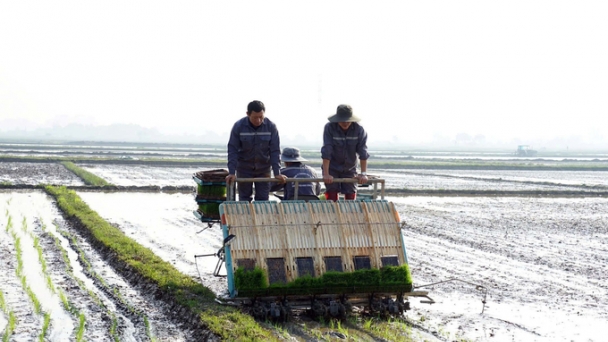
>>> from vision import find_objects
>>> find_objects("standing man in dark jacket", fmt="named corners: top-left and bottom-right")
top-left (321, 104), bottom-right (369, 201)
top-left (226, 100), bottom-right (286, 201)
top-left (271, 147), bottom-right (321, 200)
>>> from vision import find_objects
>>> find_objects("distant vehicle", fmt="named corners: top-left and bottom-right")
top-left (516, 145), bottom-right (537, 157)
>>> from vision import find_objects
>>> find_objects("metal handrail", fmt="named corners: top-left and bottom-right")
top-left (226, 177), bottom-right (385, 201)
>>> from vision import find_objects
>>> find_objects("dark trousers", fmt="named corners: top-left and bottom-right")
top-left (236, 170), bottom-right (271, 202)
top-left (323, 169), bottom-right (357, 195)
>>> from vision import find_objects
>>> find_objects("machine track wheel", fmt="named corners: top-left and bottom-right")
top-left (311, 300), bottom-right (328, 320)
top-left (329, 300), bottom-right (346, 319)
top-left (252, 301), bottom-right (268, 320)
top-left (369, 296), bottom-right (387, 316)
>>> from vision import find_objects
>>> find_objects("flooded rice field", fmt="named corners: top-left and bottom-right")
top-left (0, 191), bottom-right (196, 341)
top-left (395, 196), bottom-right (608, 342)
top-left (0, 143), bottom-right (226, 160)
top-left (74, 191), bottom-right (226, 295)
top-left (77, 164), bottom-right (214, 187)
top-left (1, 158), bottom-right (607, 341)
top-left (73, 191), bottom-right (608, 342)
top-left (0, 162), bottom-right (84, 186)
top-left (412, 169), bottom-right (608, 187)
top-left (77, 163), bottom-right (608, 192)
top-left (373, 169), bottom-right (608, 192)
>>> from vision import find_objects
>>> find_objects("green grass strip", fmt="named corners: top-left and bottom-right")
top-left (60, 161), bottom-right (112, 186)
top-left (45, 185), bottom-right (277, 341)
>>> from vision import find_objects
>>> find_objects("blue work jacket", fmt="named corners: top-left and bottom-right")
top-left (321, 122), bottom-right (370, 173)
top-left (227, 117), bottom-right (281, 175)
top-left (271, 164), bottom-right (321, 200)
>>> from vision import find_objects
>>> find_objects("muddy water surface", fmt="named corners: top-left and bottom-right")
top-left (0, 162), bottom-right (84, 186)
top-left (395, 196), bottom-right (608, 342)
top-left (75, 191), bottom-right (227, 294)
top-left (73, 189), bottom-right (608, 341)
top-left (78, 164), bottom-right (215, 187)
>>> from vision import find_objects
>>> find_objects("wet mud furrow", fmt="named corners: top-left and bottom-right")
top-left (1, 192), bottom-right (204, 341)
top-left (1, 221), bottom-right (41, 341)
top-left (37, 219), bottom-right (124, 341)
top-left (58, 226), bottom-right (197, 341)
top-left (400, 198), bottom-right (608, 285)
top-left (396, 197), bottom-right (608, 341)
top-left (2, 214), bottom-right (69, 340)
top-left (402, 169), bottom-right (608, 191)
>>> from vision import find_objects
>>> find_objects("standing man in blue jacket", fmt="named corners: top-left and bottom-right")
top-left (321, 104), bottom-right (369, 201)
top-left (226, 100), bottom-right (286, 201)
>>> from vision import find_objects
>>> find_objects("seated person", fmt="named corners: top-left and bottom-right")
top-left (271, 147), bottom-right (321, 200)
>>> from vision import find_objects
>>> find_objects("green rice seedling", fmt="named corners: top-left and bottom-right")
top-left (11, 227), bottom-right (44, 315)
top-left (76, 313), bottom-right (86, 342)
top-left (381, 265), bottom-right (413, 286)
top-left (235, 267), bottom-right (268, 290)
top-left (110, 315), bottom-right (120, 342)
top-left (363, 318), bottom-right (375, 330)
top-left (288, 275), bottom-right (323, 289)
top-left (39, 313), bottom-right (51, 342)
top-left (13, 234), bottom-right (23, 277)
top-left (3, 311), bottom-right (17, 342)
top-left (30, 232), bottom-right (56, 293)
top-left (350, 268), bottom-right (381, 286)
top-left (25, 283), bottom-right (42, 314)
top-left (235, 264), bottom-right (413, 296)
top-left (197, 184), bottom-right (227, 198)
top-left (321, 271), bottom-right (352, 287)
top-left (336, 320), bottom-right (348, 338)
top-left (21, 217), bottom-right (27, 232)
top-left (198, 203), bottom-right (221, 218)
top-left (58, 289), bottom-right (71, 312)
top-left (5, 215), bottom-right (12, 232)
top-left (144, 316), bottom-right (158, 342)
top-left (271, 322), bottom-right (289, 339)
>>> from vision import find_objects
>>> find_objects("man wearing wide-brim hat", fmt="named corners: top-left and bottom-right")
top-left (321, 104), bottom-right (369, 201)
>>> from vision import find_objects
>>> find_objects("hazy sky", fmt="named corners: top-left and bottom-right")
top-left (1, 1), bottom-right (607, 147)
